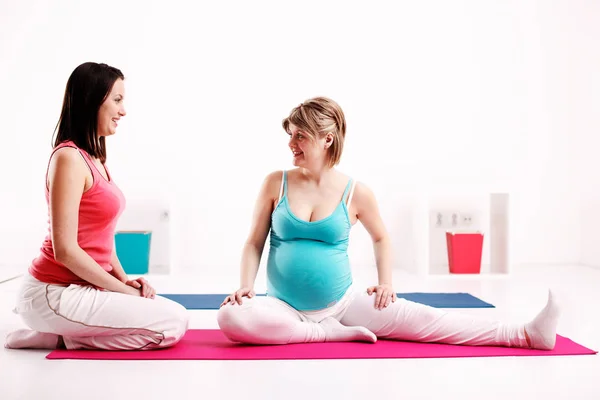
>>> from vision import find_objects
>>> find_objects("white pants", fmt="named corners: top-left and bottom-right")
top-left (217, 285), bottom-right (527, 347)
top-left (12, 273), bottom-right (189, 350)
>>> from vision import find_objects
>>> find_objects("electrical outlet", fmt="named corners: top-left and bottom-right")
top-left (435, 212), bottom-right (443, 227)
top-left (432, 210), bottom-right (477, 229)
top-left (432, 211), bottom-right (451, 228)
top-left (450, 212), bottom-right (459, 227)
top-left (432, 211), bottom-right (456, 229)
top-left (460, 213), bottom-right (473, 226)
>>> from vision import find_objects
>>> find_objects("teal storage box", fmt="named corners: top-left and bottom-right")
top-left (115, 231), bottom-right (152, 274)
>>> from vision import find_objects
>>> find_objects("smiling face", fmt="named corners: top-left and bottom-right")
top-left (97, 78), bottom-right (126, 137)
top-left (282, 97), bottom-right (347, 170)
top-left (287, 123), bottom-right (333, 169)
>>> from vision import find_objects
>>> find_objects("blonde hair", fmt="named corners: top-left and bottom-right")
top-left (282, 96), bottom-right (347, 168)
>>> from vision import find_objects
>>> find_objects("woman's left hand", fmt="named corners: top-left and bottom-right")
top-left (366, 284), bottom-right (396, 310)
top-left (126, 277), bottom-right (156, 299)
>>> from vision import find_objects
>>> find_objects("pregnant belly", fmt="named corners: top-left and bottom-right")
top-left (266, 239), bottom-right (352, 310)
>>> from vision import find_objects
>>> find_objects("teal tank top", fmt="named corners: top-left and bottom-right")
top-left (266, 171), bottom-right (354, 311)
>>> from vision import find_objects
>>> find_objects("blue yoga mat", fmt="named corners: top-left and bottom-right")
top-left (159, 292), bottom-right (494, 310)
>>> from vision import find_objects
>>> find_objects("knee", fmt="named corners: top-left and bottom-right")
top-left (173, 317), bottom-right (189, 345)
top-left (340, 291), bottom-right (404, 328)
top-left (157, 299), bottom-right (190, 347)
top-left (216, 302), bottom-right (242, 334)
top-left (216, 300), bottom-right (256, 343)
top-left (171, 303), bottom-right (189, 342)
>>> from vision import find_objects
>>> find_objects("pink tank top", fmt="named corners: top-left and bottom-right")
top-left (29, 141), bottom-right (126, 286)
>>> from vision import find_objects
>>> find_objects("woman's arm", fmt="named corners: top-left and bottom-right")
top-left (239, 171), bottom-right (281, 289)
top-left (110, 246), bottom-right (128, 283)
top-left (352, 182), bottom-right (396, 309)
top-left (110, 246), bottom-right (155, 298)
top-left (49, 148), bottom-right (140, 296)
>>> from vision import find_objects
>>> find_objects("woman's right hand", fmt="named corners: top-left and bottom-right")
top-left (220, 287), bottom-right (255, 307)
top-left (123, 284), bottom-right (143, 297)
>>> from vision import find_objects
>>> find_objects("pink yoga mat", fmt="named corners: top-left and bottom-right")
top-left (46, 329), bottom-right (597, 360)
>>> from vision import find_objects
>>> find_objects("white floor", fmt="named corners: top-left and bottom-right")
top-left (0, 265), bottom-right (26, 284)
top-left (1, 264), bottom-right (599, 400)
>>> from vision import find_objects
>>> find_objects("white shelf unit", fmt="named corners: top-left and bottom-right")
top-left (407, 192), bottom-right (510, 276)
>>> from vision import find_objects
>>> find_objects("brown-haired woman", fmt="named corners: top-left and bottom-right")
top-left (5, 62), bottom-right (188, 351)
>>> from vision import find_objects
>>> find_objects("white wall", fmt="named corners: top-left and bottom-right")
top-left (571, 1), bottom-right (600, 268)
top-left (0, 0), bottom-right (592, 275)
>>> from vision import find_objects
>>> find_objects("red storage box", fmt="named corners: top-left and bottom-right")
top-left (446, 231), bottom-right (484, 274)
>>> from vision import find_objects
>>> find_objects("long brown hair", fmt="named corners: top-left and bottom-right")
top-left (52, 62), bottom-right (124, 163)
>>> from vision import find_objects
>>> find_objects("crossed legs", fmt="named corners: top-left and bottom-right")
top-left (217, 290), bottom-right (560, 350)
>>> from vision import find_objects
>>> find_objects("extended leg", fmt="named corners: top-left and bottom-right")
top-left (340, 290), bottom-right (559, 349)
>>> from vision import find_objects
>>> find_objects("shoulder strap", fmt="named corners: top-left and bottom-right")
top-left (278, 170), bottom-right (287, 203)
top-left (45, 142), bottom-right (94, 190)
top-left (343, 179), bottom-right (357, 207)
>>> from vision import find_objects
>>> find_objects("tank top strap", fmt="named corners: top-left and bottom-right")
top-left (46, 141), bottom-right (99, 188)
top-left (52, 140), bottom-right (79, 154)
top-left (278, 170), bottom-right (288, 202)
top-left (77, 148), bottom-right (103, 179)
top-left (341, 178), bottom-right (353, 203)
